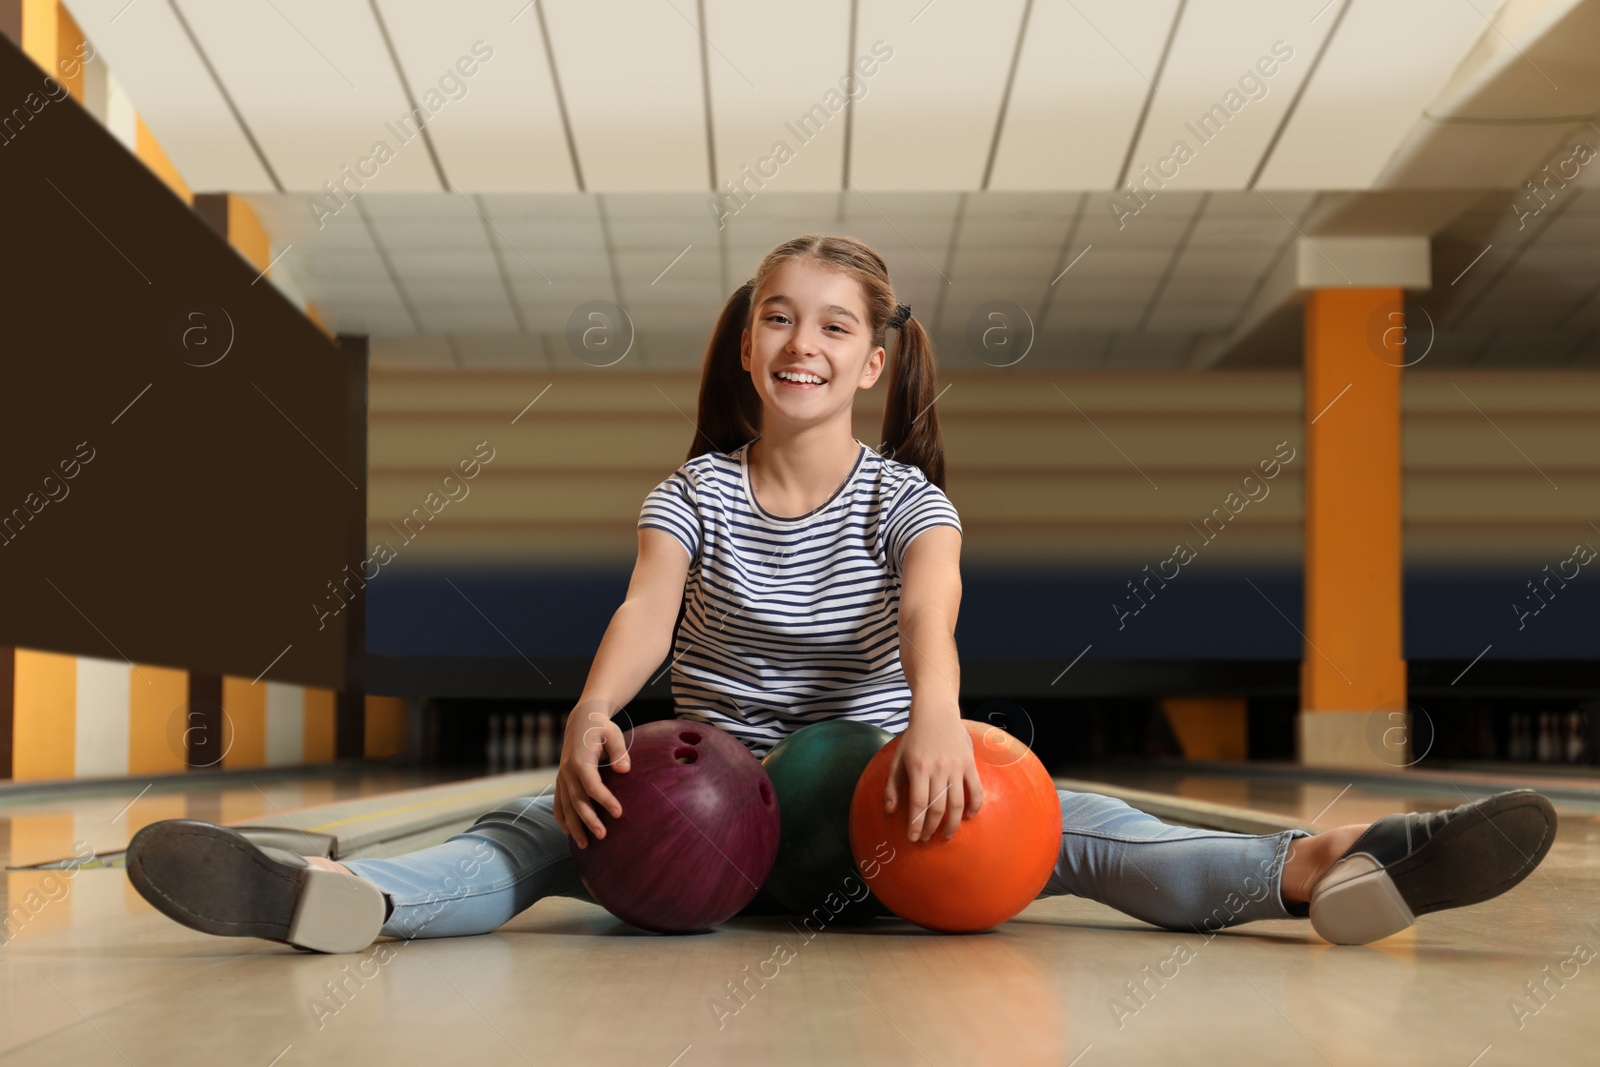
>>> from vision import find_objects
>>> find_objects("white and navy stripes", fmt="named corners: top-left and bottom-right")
top-left (637, 439), bottom-right (962, 758)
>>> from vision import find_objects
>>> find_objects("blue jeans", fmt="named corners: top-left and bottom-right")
top-left (342, 790), bottom-right (1314, 940)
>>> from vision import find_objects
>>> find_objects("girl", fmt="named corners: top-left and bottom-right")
top-left (126, 235), bottom-right (1557, 954)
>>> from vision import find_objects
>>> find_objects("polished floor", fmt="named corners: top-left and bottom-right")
top-left (3, 766), bottom-right (1597, 1066)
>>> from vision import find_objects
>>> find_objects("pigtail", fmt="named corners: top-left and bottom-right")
top-left (684, 281), bottom-right (762, 464)
top-left (878, 314), bottom-right (947, 490)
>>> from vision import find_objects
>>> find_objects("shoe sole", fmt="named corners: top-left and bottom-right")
top-left (1310, 790), bottom-right (1557, 946)
top-left (126, 820), bottom-right (385, 954)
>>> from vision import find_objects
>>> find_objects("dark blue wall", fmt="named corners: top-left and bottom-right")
top-left (366, 563), bottom-right (1598, 663)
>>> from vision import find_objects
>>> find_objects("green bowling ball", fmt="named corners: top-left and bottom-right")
top-left (760, 719), bottom-right (895, 923)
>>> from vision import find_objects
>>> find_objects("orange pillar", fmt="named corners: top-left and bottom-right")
top-left (1298, 288), bottom-right (1408, 767)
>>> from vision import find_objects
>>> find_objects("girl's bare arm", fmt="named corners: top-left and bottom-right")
top-left (556, 526), bottom-right (690, 844)
top-left (575, 527), bottom-right (690, 714)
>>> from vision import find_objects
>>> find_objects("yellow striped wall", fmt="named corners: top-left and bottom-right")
top-left (367, 368), bottom-right (1600, 568)
top-left (5, 0), bottom-right (388, 782)
top-left (10, 651), bottom-right (404, 781)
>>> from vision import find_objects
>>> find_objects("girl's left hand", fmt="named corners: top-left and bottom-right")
top-left (884, 712), bottom-right (984, 842)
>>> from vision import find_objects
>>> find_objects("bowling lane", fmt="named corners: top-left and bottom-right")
top-left (1, 767), bottom-right (477, 1059)
top-left (1062, 762), bottom-right (1600, 824)
top-left (3, 766), bottom-right (1596, 1066)
top-left (0, 768), bottom-right (473, 870)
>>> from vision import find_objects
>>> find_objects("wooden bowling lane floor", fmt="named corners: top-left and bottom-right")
top-left (1060, 761), bottom-right (1600, 825)
top-left (0, 768), bottom-right (473, 871)
top-left (3, 771), bottom-right (1599, 1066)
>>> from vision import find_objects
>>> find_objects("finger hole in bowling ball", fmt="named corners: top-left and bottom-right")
top-left (673, 746), bottom-right (698, 764)
top-left (679, 731), bottom-right (702, 745)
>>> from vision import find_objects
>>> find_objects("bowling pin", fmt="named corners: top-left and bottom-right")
top-left (520, 712), bottom-right (536, 770)
top-left (1508, 712), bottom-right (1525, 761)
top-left (536, 712), bottom-right (555, 767)
top-left (1566, 710), bottom-right (1585, 763)
top-left (486, 713), bottom-right (501, 774)
top-left (1536, 712), bottom-right (1555, 762)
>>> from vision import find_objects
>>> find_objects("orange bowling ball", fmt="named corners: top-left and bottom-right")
top-left (848, 719), bottom-right (1061, 932)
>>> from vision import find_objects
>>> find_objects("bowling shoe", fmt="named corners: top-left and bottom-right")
top-left (126, 819), bottom-right (389, 953)
top-left (1309, 788), bottom-right (1557, 945)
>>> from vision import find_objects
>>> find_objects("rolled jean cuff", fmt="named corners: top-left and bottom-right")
top-left (1274, 828), bottom-right (1315, 920)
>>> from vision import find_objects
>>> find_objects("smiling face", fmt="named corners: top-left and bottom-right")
top-left (740, 258), bottom-right (886, 428)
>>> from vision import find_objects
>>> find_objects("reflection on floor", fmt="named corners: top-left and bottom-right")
top-left (2, 765), bottom-right (1596, 1066)
top-left (0, 769), bottom-right (472, 870)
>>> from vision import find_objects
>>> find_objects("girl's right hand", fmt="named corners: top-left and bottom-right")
top-left (553, 702), bottom-right (632, 849)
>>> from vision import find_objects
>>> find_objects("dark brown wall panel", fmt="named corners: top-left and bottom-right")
top-left (0, 34), bottom-right (355, 690)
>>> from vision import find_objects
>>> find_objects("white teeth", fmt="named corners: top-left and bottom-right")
top-left (776, 370), bottom-right (825, 384)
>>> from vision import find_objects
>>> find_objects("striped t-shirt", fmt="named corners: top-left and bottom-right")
top-left (637, 438), bottom-right (962, 758)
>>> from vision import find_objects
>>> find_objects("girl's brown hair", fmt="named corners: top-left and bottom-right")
top-left (683, 234), bottom-right (947, 489)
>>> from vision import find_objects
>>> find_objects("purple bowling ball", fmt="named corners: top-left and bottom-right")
top-left (570, 718), bottom-right (780, 933)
